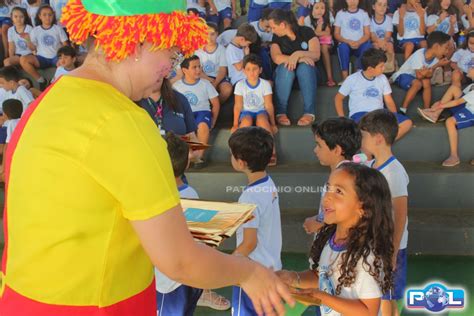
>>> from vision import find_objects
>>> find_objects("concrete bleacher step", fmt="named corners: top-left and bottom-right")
top-left (186, 162), bottom-right (474, 210)
top-left (207, 124), bottom-right (474, 163)
top-left (217, 207), bottom-right (474, 256)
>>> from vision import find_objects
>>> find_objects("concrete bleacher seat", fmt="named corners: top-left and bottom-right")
top-left (187, 53), bottom-right (474, 256)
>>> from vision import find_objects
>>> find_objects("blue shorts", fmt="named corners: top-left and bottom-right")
top-left (398, 38), bottom-right (425, 49)
top-left (395, 74), bottom-right (416, 91)
top-left (382, 248), bottom-right (407, 300)
top-left (239, 110), bottom-right (267, 122)
top-left (209, 76), bottom-right (231, 84)
top-left (351, 110), bottom-right (411, 124)
top-left (297, 6), bottom-right (311, 18)
top-left (194, 110), bottom-right (212, 129)
top-left (36, 55), bottom-right (58, 69)
top-left (0, 126), bottom-right (7, 144)
top-left (451, 104), bottom-right (474, 129)
top-left (219, 7), bottom-right (233, 21)
top-left (248, 2), bottom-right (268, 22)
top-left (0, 17), bottom-right (12, 26)
top-left (232, 286), bottom-right (257, 316)
top-left (157, 285), bottom-right (203, 316)
top-left (268, 2), bottom-right (292, 10)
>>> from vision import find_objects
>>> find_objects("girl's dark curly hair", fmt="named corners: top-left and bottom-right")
top-left (310, 163), bottom-right (394, 295)
top-left (309, 1), bottom-right (332, 32)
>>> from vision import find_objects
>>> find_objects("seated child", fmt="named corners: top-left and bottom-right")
top-left (173, 55), bottom-right (220, 168)
top-left (228, 126), bottom-right (282, 316)
top-left (53, 45), bottom-right (76, 81)
top-left (232, 54), bottom-right (277, 164)
top-left (462, 1), bottom-right (474, 30)
top-left (371, 0), bottom-right (396, 73)
top-left (249, 8), bottom-right (274, 44)
top-left (391, 31), bottom-right (451, 113)
top-left (417, 68), bottom-right (474, 167)
top-left (207, 0), bottom-right (236, 30)
top-left (187, 0), bottom-right (207, 19)
top-left (426, 0), bottom-right (458, 36)
top-left (18, 77), bottom-right (41, 98)
top-left (225, 23), bottom-right (258, 86)
top-left (0, 66), bottom-right (34, 112)
top-left (20, 4), bottom-right (68, 90)
top-left (195, 22), bottom-right (233, 104)
top-left (451, 30), bottom-right (474, 87)
top-left (359, 110), bottom-right (409, 316)
top-left (277, 163), bottom-right (395, 316)
top-left (0, 98), bottom-right (22, 182)
top-left (4, 6), bottom-right (33, 67)
top-left (303, 118), bottom-right (361, 235)
top-left (336, 48), bottom-right (413, 140)
top-left (334, 0), bottom-right (372, 81)
top-left (392, 0), bottom-right (428, 60)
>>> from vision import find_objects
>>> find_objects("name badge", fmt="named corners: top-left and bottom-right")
top-left (301, 41), bottom-right (308, 50)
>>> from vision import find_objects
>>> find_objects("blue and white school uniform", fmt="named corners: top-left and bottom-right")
top-left (451, 48), bottom-right (474, 75)
top-left (232, 176), bottom-right (282, 316)
top-left (248, 0), bottom-right (269, 23)
top-left (370, 15), bottom-right (393, 41)
top-left (339, 71), bottom-right (409, 123)
top-left (445, 84), bottom-right (474, 130)
top-left (334, 9), bottom-right (372, 71)
top-left (296, 0), bottom-right (315, 19)
top-left (234, 78), bottom-right (272, 121)
top-left (187, 0), bottom-right (206, 18)
top-left (249, 20), bottom-right (273, 43)
top-left (7, 25), bottom-right (33, 56)
top-left (30, 24), bottom-right (68, 68)
top-left (462, 13), bottom-right (471, 30)
top-left (173, 78), bottom-right (219, 129)
top-left (391, 48), bottom-right (439, 90)
top-left (0, 4), bottom-right (13, 26)
top-left (195, 44), bottom-right (228, 81)
top-left (426, 14), bottom-right (458, 35)
top-left (392, 9), bottom-right (427, 47)
top-left (268, 0), bottom-right (292, 11)
top-left (317, 234), bottom-right (382, 316)
top-left (156, 185), bottom-right (203, 316)
top-left (226, 42), bottom-right (246, 85)
top-left (370, 156), bottom-right (409, 301)
top-left (207, 0), bottom-right (232, 24)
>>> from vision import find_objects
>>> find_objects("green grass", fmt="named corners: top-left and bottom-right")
top-left (194, 253), bottom-right (474, 316)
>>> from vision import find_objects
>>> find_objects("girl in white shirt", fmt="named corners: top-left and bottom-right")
top-left (0, 0), bottom-right (22, 57)
top-left (4, 6), bottom-right (32, 66)
top-left (277, 163), bottom-right (394, 316)
top-left (451, 31), bottom-right (474, 87)
top-left (426, 0), bottom-right (459, 36)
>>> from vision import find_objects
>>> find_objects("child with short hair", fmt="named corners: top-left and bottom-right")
top-left (278, 163), bottom-right (395, 316)
top-left (334, 0), bottom-right (372, 81)
top-left (226, 22), bottom-right (259, 86)
top-left (417, 68), bottom-right (474, 167)
top-left (303, 118), bottom-right (362, 235)
top-left (0, 98), bottom-right (22, 181)
top-left (392, 0), bottom-right (428, 60)
top-left (371, 0), bottom-right (396, 73)
top-left (173, 55), bottom-right (220, 167)
top-left (249, 7), bottom-right (274, 44)
top-left (391, 31), bottom-right (451, 113)
top-left (207, 0), bottom-right (236, 30)
top-left (359, 109), bottom-right (409, 316)
top-left (336, 48), bottom-right (413, 140)
top-left (53, 45), bottom-right (76, 81)
top-left (20, 4), bottom-right (68, 90)
top-left (228, 126), bottom-right (282, 316)
top-left (4, 6), bottom-right (32, 67)
top-left (0, 66), bottom-right (34, 112)
top-left (195, 23), bottom-right (233, 104)
top-left (451, 30), bottom-right (474, 87)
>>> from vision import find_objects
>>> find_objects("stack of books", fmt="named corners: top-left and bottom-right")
top-left (181, 199), bottom-right (256, 247)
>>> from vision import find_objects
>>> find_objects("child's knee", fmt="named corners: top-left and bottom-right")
top-left (422, 78), bottom-right (431, 87)
top-left (401, 119), bottom-right (413, 130)
top-left (446, 116), bottom-right (456, 126)
top-left (419, 40), bottom-right (428, 48)
top-left (403, 42), bottom-right (415, 51)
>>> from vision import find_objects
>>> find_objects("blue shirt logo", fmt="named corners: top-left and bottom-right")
top-left (376, 29), bottom-right (385, 39)
top-left (406, 282), bottom-right (465, 312)
top-left (437, 20), bottom-right (450, 33)
top-left (42, 34), bottom-right (56, 47)
top-left (349, 18), bottom-right (361, 31)
top-left (203, 60), bottom-right (217, 75)
top-left (405, 16), bottom-right (419, 31)
top-left (0, 6), bottom-right (9, 16)
top-left (184, 92), bottom-right (199, 106)
top-left (246, 92), bottom-right (261, 108)
top-left (17, 40), bottom-right (28, 50)
top-left (364, 86), bottom-right (380, 98)
top-left (319, 269), bottom-right (335, 314)
top-left (465, 57), bottom-right (474, 71)
top-left (301, 41), bottom-right (308, 50)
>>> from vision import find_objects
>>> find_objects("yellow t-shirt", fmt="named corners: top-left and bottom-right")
top-left (0, 76), bottom-right (180, 312)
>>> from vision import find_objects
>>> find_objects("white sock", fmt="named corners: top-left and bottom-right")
top-left (37, 77), bottom-right (45, 83)
top-left (399, 108), bottom-right (407, 114)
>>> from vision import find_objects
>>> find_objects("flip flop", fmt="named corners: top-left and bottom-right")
top-left (277, 115), bottom-right (291, 126)
top-left (442, 156), bottom-right (460, 167)
top-left (297, 114), bottom-right (315, 126)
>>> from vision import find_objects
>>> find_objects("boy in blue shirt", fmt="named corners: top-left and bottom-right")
top-left (228, 127), bottom-right (282, 316)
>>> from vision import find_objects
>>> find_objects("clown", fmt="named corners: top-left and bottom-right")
top-left (0, 1), bottom-right (293, 315)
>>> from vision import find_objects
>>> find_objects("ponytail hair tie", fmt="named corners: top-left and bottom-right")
top-left (352, 153), bottom-right (368, 164)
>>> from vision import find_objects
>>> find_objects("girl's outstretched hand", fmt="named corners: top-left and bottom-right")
top-left (241, 264), bottom-right (295, 316)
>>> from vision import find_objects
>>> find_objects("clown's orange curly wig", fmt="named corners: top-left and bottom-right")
top-left (61, 0), bottom-right (209, 61)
